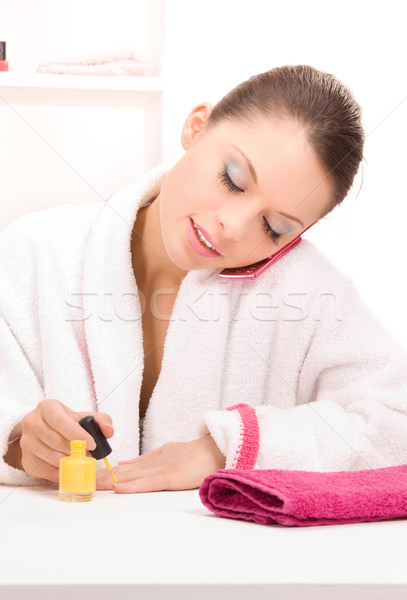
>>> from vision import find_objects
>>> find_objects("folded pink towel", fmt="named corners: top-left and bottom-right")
top-left (36, 48), bottom-right (148, 76)
top-left (199, 465), bottom-right (407, 527)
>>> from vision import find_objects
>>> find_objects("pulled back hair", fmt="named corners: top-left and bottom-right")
top-left (206, 65), bottom-right (365, 215)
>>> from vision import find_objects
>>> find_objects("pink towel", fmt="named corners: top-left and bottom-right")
top-left (36, 48), bottom-right (148, 76)
top-left (199, 465), bottom-right (407, 527)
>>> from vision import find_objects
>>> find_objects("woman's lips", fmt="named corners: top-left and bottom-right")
top-left (194, 220), bottom-right (224, 255)
top-left (187, 218), bottom-right (223, 259)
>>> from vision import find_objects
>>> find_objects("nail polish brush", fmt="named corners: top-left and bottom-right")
top-left (78, 415), bottom-right (117, 483)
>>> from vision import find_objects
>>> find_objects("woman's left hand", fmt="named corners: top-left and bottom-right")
top-left (96, 433), bottom-right (226, 493)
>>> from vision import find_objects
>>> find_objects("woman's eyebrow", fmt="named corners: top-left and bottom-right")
top-left (231, 144), bottom-right (305, 228)
top-left (276, 211), bottom-right (304, 228)
top-left (231, 145), bottom-right (258, 184)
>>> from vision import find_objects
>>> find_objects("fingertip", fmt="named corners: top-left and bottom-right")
top-left (99, 413), bottom-right (113, 427)
top-left (113, 482), bottom-right (134, 494)
top-left (101, 421), bottom-right (114, 434)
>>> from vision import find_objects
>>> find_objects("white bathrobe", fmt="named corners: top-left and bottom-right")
top-left (1, 165), bottom-right (407, 486)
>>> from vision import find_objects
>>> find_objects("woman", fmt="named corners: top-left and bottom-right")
top-left (2, 65), bottom-right (407, 493)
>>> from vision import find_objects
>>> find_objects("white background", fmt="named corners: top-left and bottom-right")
top-left (1, 0), bottom-right (406, 346)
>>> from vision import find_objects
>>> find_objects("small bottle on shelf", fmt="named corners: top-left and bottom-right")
top-left (0, 42), bottom-right (9, 72)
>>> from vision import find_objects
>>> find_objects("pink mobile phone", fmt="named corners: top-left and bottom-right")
top-left (219, 221), bottom-right (317, 280)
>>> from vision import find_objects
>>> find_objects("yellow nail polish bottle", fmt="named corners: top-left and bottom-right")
top-left (59, 440), bottom-right (96, 502)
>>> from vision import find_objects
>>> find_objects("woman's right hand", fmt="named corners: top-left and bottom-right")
top-left (18, 399), bottom-right (114, 483)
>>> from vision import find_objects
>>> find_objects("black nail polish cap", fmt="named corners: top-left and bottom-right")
top-left (78, 415), bottom-right (112, 460)
top-left (0, 42), bottom-right (6, 61)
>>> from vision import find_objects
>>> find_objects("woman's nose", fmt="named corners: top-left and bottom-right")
top-left (216, 203), bottom-right (258, 241)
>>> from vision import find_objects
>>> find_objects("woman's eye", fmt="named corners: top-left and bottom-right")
top-left (218, 161), bottom-right (285, 246)
top-left (217, 164), bottom-right (244, 194)
top-left (263, 217), bottom-right (283, 245)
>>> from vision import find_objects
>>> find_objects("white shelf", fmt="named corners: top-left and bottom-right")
top-left (0, 73), bottom-right (164, 108)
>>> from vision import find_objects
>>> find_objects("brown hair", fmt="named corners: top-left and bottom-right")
top-left (206, 65), bottom-right (365, 215)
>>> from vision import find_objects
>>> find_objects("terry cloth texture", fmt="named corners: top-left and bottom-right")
top-left (36, 48), bottom-right (148, 75)
top-left (199, 465), bottom-right (407, 527)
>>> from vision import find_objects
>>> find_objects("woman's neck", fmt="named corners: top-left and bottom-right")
top-left (131, 194), bottom-right (187, 289)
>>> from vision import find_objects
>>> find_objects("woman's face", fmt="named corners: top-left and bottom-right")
top-left (159, 105), bottom-right (334, 272)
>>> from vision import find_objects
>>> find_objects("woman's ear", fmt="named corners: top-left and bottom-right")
top-left (181, 102), bottom-right (213, 150)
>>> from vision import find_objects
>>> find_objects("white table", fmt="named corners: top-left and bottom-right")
top-left (1, 484), bottom-right (407, 599)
